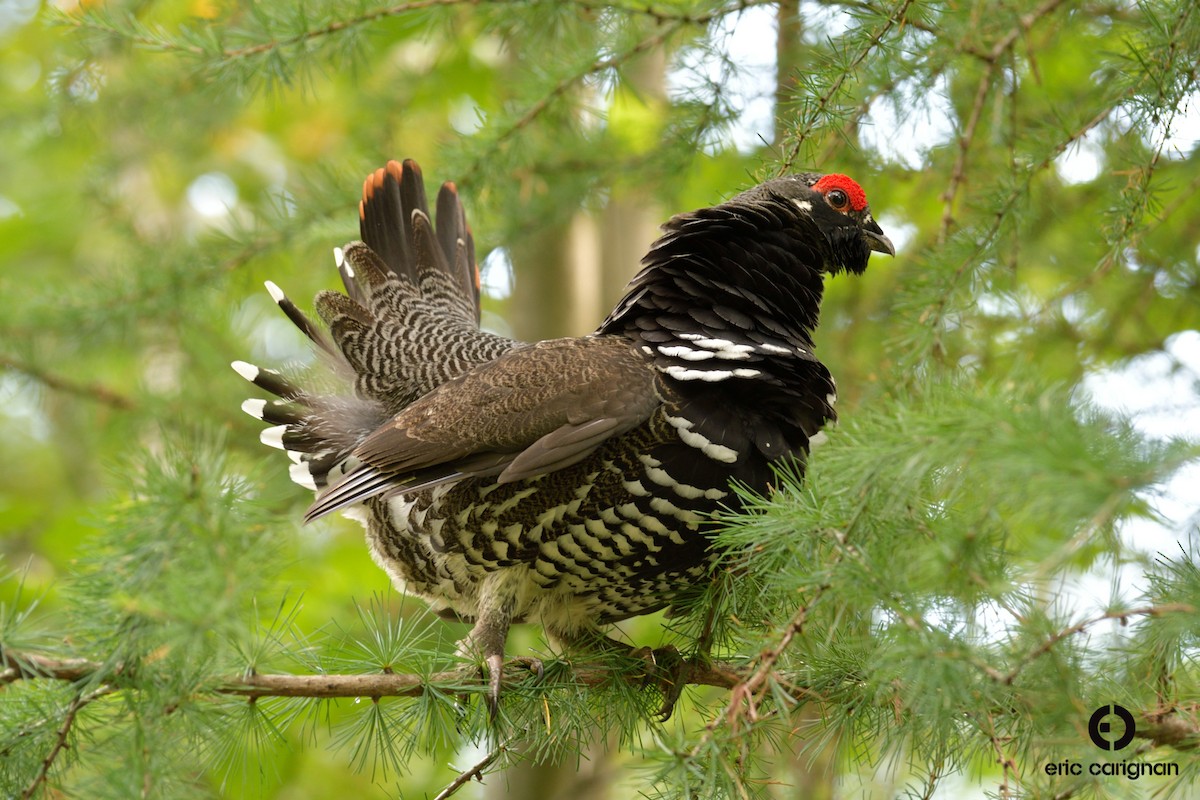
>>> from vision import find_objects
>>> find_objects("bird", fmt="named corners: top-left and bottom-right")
top-left (233, 159), bottom-right (893, 713)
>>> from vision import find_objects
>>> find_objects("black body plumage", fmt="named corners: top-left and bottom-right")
top-left (234, 161), bottom-right (891, 705)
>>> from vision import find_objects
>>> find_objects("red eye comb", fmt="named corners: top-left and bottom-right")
top-left (812, 174), bottom-right (868, 212)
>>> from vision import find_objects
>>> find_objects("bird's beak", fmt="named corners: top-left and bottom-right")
top-left (864, 218), bottom-right (895, 256)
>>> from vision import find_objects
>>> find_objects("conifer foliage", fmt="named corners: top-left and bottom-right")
top-left (2, 1), bottom-right (1199, 798)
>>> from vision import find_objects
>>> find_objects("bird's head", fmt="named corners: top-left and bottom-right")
top-left (734, 172), bottom-right (894, 275)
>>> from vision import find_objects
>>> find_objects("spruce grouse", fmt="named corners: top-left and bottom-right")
top-left (234, 160), bottom-right (893, 708)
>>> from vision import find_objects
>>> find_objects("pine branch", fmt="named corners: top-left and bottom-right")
top-left (0, 354), bottom-right (137, 411)
top-left (994, 603), bottom-right (1195, 686)
top-left (777, 0), bottom-right (915, 173)
top-left (55, 0), bottom-right (487, 60)
top-left (684, 522), bottom-right (863, 767)
top-left (918, 0), bottom-right (1197, 359)
top-left (0, 646), bottom-right (744, 698)
top-left (466, 20), bottom-right (688, 174)
top-left (17, 689), bottom-right (105, 800)
top-left (56, 0), bottom-right (772, 82)
top-left (433, 736), bottom-right (513, 800)
top-left (586, 0), bottom-right (773, 25)
top-left (937, 0), bottom-right (1072, 242)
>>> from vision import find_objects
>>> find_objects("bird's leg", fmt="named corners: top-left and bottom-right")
top-left (456, 573), bottom-right (541, 717)
top-left (549, 627), bottom-right (687, 721)
top-left (457, 608), bottom-right (510, 718)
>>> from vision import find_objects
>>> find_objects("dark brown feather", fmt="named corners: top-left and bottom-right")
top-left (304, 336), bottom-right (659, 518)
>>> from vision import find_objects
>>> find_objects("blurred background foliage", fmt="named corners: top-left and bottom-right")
top-left (1, 0), bottom-right (1199, 797)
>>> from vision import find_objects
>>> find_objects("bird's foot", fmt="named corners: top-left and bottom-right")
top-left (551, 631), bottom-right (694, 720)
top-left (483, 654), bottom-right (546, 718)
top-left (629, 644), bottom-right (688, 721)
top-left (453, 650), bottom-right (545, 719)
top-left (505, 655), bottom-right (545, 681)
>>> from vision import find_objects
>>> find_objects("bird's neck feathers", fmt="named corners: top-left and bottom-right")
top-left (598, 197), bottom-right (830, 352)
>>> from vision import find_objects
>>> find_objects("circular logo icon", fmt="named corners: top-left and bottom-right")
top-left (1088, 704), bottom-right (1136, 751)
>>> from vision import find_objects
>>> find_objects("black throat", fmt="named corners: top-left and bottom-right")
top-left (599, 193), bottom-right (833, 374)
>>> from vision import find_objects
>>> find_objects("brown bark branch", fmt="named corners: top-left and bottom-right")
top-left (18, 691), bottom-right (92, 800)
top-left (1, 649), bottom-right (112, 685)
top-left (1, 646), bottom-right (744, 698)
top-left (433, 736), bottom-right (513, 800)
top-left (0, 355), bottom-right (136, 411)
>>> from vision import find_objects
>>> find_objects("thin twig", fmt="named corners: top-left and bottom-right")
top-left (0, 354), bottom-right (136, 411)
top-left (938, 62), bottom-right (995, 243)
top-left (777, 0), bottom-right (915, 174)
top-left (997, 603), bottom-right (1193, 686)
top-left (433, 736), bottom-right (513, 800)
top-left (937, 0), bottom-right (1071, 243)
top-left (917, 758), bottom-right (945, 800)
top-left (20, 692), bottom-right (87, 800)
top-left (980, 710), bottom-right (1016, 800)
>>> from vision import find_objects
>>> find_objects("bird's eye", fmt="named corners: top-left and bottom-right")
top-left (826, 188), bottom-right (849, 210)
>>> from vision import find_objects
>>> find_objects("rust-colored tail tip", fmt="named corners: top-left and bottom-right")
top-left (399, 158), bottom-right (421, 180)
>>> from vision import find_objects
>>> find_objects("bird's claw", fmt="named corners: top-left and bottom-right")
top-left (480, 655), bottom-right (545, 719)
top-left (630, 644), bottom-right (687, 721)
top-left (506, 655), bottom-right (545, 681)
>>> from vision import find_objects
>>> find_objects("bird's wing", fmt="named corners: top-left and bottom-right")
top-left (304, 336), bottom-right (659, 522)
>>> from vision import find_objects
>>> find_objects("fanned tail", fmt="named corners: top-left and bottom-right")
top-left (234, 160), bottom-right (517, 497)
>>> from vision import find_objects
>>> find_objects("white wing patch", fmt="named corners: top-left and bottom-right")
top-left (665, 413), bottom-right (739, 463)
top-left (663, 366), bottom-right (762, 382)
top-left (657, 344), bottom-right (715, 361)
top-left (658, 333), bottom-right (802, 364)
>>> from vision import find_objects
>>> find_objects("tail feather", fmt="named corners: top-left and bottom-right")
top-left (411, 210), bottom-right (477, 323)
top-left (338, 239), bottom-right (395, 296)
top-left (235, 352), bottom-right (384, 491)
top-left (358, 160), bottom-right (427, 288)
top-left (235, 159), bottom-right (519, 503)
top-left (358, 162), bottom-right (413, 284)
top-left (358, 160), bottom-right (480, 324)
top-left (435, 181), bottom-right (480, 321)
top-left (264, 280), bottom-right (337, 356)
top-left (232, 360), bottom-right (304, 400)
top-left (241, 397), bottom-right (304, 426)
